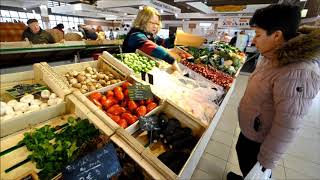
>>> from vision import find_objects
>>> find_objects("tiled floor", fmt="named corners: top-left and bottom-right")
top-left (191, 75), bottom-right (320, 180)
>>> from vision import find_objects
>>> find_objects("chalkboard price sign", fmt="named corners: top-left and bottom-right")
top-left (128, 83), bottom-right (153, 100)
top-left (62, 143), bottom-right (121, 180)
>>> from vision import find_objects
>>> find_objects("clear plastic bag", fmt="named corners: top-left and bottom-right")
top-left (244, 162), bottom-right (272, 180)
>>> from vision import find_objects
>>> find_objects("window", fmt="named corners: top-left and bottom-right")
top-left (1, 10), bottom-right (10, 17)
top-left (9, 11), bottom-right (19, 18)
top-left (35, 14), bottom-right (41, 20)
top-left (55, 15), bottom-right (62, 21)
top-left (27, 13), bottom-right (34, 19)
top-left (62, 16), bottom-right (68, 22)
top-left (18, 12), bottom-right (27, 18)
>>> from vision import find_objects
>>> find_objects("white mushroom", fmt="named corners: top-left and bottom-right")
top-left (30, 99), bottom-right (42, 106)
top-left (5, 106), bottom-right (15, 115)
top-left (56, 98), bottom-right (63, 104)
top-left (29, 104), bottom-right (40, 112)
top-left (49, 93), bottom-right (57, 100)
top-left (14, 102), bottom-right (29, 112)
top-left (47, 99), bottom-right (57, 106)
top-left (14, 111), bottom-right (23, 116)
top-left (1, 102), bottom-right (7, 116)
top-left (7, 99), bottom-right (18, 107)
top-left (20, 94), bottom-right (34, 103)
top-left (41, 90), bottom-right (51, 99)
top-left (40, 103), bottom-right (48, 109)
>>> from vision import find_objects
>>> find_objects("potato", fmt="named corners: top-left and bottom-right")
top-left (89, 85), bottom-right (96, 92)
top-left (97, 73), bottom-right (104, 79)
top-left (86, 67), bottom-right (93, 72)
top-left (91, 75), bottom-right (97, 79)
top-left (80, 89), bottom-right (87, 94)
top-left (80, 71), bottom-right (86, 76)
top-left (85, 73), bottom-right (92, 78)
top-left (110, 80), bottom-right (118, 84)
top-left (106, 81), bottom-right (111, 85)
top-left (69, 78), bottom-right (78, 85)
top-left (98, 79), bottom-right (107, 86)
top-left (73, 83), bottom-right (82, 89)
top-left (104, 75), bottom-right (110, 81)
top-left (82, 85), bottom-right (88, 90)
top-left (71, 70), bottom-right (79, 77)
top-left (77, 75), bottom-right (86, 82)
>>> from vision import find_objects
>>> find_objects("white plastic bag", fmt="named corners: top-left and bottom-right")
top-left (244, 162), bottom-right (272, 180)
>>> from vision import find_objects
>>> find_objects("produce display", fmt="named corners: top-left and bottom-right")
top-left (145, 113), bottom-right (197, 174)
top-left (116, 53), bottom-right (157, 73)
top-left (1, 89), bottom-right (63, 120)
top-left (88, 81), bottom-right (159, 128)
top-left (17, 117), bottom-right (100, 179)
top-left (184, 42), bottom-right (246, 76)
top-left (181, 61), bottom-right (234, 89)
top-left (63, 66), bottom-right (122, 94)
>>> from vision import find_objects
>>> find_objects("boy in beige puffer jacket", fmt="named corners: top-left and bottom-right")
top-left (227, 4), bottom-right (320, 180)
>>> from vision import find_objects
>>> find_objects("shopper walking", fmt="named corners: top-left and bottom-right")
top-left (122, 6), bottom-right (180, 72)
top-left (227, 4), bottom-right (320, 180)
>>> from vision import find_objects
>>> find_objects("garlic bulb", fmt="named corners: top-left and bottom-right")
top-left (14, 102), bottom-right (29, 112)
top-left (56, 98), bottom-right (63, 104)
top-left (47, 99), bottom-right (57, 106)
top-left (15, 111), bottom-right (23, 116)
top-left (5, 106), bottom-right (15, 115)
top-left (41, 90), bottom-right (51, 99)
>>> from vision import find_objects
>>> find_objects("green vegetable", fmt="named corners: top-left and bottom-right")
top-left (117, 53), bottom-right (157, 74)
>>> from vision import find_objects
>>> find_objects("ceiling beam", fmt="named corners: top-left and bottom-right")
top-left (206, 0), bottom-right (279, 6)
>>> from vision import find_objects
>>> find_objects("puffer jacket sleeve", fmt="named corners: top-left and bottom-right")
top-left (258, 68), bottom-right (320, 169)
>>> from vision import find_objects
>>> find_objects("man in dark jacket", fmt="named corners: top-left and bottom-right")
top-left (22, 19), bottom-right (54, 44)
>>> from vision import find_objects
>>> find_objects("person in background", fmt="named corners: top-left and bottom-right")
top-left (229, 31), bottom-right (238, 46)
top-left (109, 29), bottom-right (114, 40)
top-left (96, 26), bottom-right (106, 40)
top-left (122, 6), bottom-right (180, 72)
top-left (78, 24), bottom-right (87, 39)
top-left (227, 4), bottom-right (320, 180)
top-left (53, 23), bottom-right (64, 34)
top-left (235, 30), bottom-right (249, 52)
top-left (220, 32), bottom-right (232, 43)
top-left (22, 19), bottom-right (54, 44)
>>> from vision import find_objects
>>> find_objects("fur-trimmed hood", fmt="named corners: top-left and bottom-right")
top-left (277, 26), bottom-right (320, 66)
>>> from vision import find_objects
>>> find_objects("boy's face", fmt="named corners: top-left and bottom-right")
top-left (29, 22), bottom-right (40, 34)
top-left (252, 27), bottom-right (284, 55)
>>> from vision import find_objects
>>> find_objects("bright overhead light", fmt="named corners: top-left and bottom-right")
top-left (160, 9), bottom-right (164, 13)
top-left (23, 8), bottom-right (27, 10)
top-left (174, 13), bottom-right (178, 17)
top-left (139, 6), bottom-right (143, 10)
top-left (204, 0), bottom-right (207, 4)
top-left (124, 13), bottom-right (127, 15)
top-left (32, 10), bottom-right (36, 15)
top-left (74, 4), bottom-right (82, 11)
top-left (199, 23), bottom-right (211, 27)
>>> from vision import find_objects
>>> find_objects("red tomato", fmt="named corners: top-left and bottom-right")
top-left (118, 119), bottom-right (128, 128)
top-left (110, 115), bottom-right (121, 123)
top-left (106, 90), bottom-right (114, 97)
top-left (132, 115), bottom-right (138, 121)
top-left (147, 102), bottom-right (157, 112)
top-left (100, 95), bottom-right (107, 102)
top-left (112, 107), bottom-right (126, 116)
top-left (127, 100), bottom-right (138, 112)
top-left (113, 87), bottom-right (123, 94)
top-left (120, 100), bottom-right (128, 108)
top-left (136, 106), bottom-right (147, 117)
top-left (107, 104), bottom-right (120, 113)
top-left (115, 91), bottom-right (124, 101)
top-left (124, 89), bottom-right (129, 97)
top-left (92, 99), bottom-right (102, 107)
top-left (90, 92), bottom-right (102, 101)
top-left (121, 113), bottom-right (134, 124)
top-left (145, 98), bottom-right (154, 105)
top-left (122, 82), bottom-right (132, 89)
top-left (138, 100), bottom-right (145, 105)
top-left (102, 99), bottom-right (115, 109)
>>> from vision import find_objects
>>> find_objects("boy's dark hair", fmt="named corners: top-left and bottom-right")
top-left (250, 4), bottom-right (301, 40)
top-left (27, 19), bottom-right (38, 25)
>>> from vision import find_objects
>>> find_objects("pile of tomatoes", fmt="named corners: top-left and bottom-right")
top-left (88, 81), bottom-right (158, 128)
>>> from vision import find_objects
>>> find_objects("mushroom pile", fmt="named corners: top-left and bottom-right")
top-left (64, 67), bottom-right (122, 93)
top-left (0, 90), bottom-right (63, 120)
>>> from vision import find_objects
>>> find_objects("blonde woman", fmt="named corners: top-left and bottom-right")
top-left (96, 26), bottom-right (106, 40)
top-left (122, 6), bottom-right (180, 71)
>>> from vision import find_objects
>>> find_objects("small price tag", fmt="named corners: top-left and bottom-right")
top-left (128, 83), bottom-right (153, 100)
top-left (139, 115), bottom-right (160, 131)
top-left (62, 143), bottom-right (121, 180)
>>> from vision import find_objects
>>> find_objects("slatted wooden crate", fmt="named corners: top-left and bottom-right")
top-left (73, 78), bottom-right (164, 135)
top-left (41, 57), bottom-right (129, 95)
top-left (114, 100), bottom-right (206, 180)
top-left (0, 64), bottom-right (72, 137)
top-left (0, 94), bottom-right (167, 180)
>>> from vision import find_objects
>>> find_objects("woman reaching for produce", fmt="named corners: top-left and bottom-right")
top-left (122, 6), bottom-right (181, 72)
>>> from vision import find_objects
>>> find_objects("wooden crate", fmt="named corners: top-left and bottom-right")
top-left (42, 57), bottom-right (128, 94)
top-left (0, 64), bottom-right (72, 137)
top-left (101, 39), bottom-right (123, 45)
top-left (115, 100), bottom-right (206, 180)
top-left (0, 41), bottom-right (31, 49)
top-left (0, 94), bottom-right (172, 180)
top-left (73, 79), bottom-right (164, 135)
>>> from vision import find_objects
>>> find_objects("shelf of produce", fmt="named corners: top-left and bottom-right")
top-left (0, 64), bottom-right (72, 137)
top-left (42, 57), bottom-right (128, 95)
top-left (113, 100), bottom-right (206, 180)
top-left (1, 94), bottom-right (167, 179)
top-left (73, 79), bottom-right (163, 135)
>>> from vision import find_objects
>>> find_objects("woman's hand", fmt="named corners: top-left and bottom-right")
top-left (171, 61), bottom-right (182, 74)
